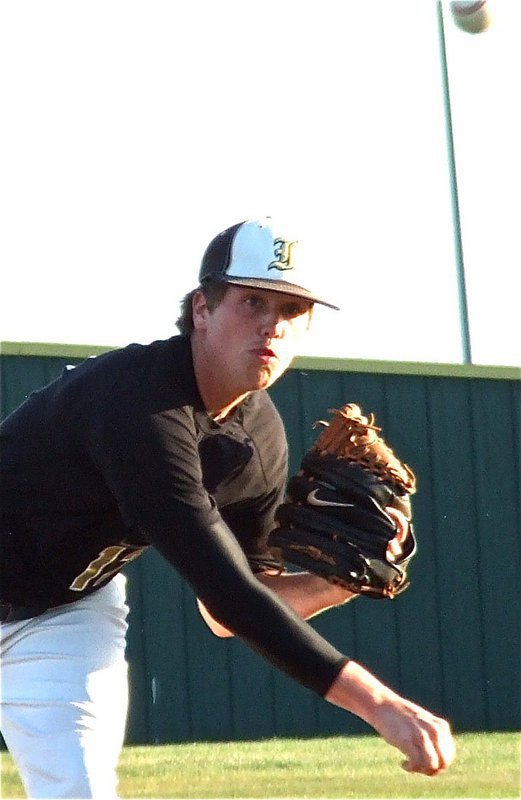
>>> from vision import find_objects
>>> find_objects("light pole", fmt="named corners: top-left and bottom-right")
top-left (436, 1), bottom-right (473, 364)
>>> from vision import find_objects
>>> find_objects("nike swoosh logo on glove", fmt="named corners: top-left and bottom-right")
top-left (306, 489), bottom-right (354, 508)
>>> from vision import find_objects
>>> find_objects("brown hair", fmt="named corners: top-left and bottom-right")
top-left (176, 280), bottom-right (229, 335)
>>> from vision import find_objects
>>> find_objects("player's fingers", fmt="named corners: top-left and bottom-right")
top-left (385, 506), bottom-right (409, 542)
top-left (401, 721), bottom-right (456, 776)
top-left (401, 739), bottom-right (440, 776)
top-left (433, 719), bottom-right (457, 770)
top-left (385, 506), bottom-right (411, 561)
top-left (402, 759), bottom-right (440, 776)
top-left (387, 538), bottom-right (403, 561)
top-left (405, 731), bottom-right (440, 775)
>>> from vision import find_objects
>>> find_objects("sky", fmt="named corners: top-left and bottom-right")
top-left (0, 0), bottom-right (519, 367)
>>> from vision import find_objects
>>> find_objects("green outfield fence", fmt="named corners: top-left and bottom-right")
top-left (1, 342), bottom-right (520, 746)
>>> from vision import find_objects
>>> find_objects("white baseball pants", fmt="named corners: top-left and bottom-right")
top-left (0, 575), bottom-right (129, 799)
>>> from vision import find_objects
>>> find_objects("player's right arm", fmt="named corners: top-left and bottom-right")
top-left (196, 567), bottom-right (455, 776)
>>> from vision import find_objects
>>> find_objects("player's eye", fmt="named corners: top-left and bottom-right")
top-left (244, 294), bottom-right (266, 311)
top-left (282, 301), bottom-right (311, 319)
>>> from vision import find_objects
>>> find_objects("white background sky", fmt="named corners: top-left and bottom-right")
top-left (0, 0), bottom-right (519, 366)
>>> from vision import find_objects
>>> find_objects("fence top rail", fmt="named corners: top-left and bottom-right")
top-left (1, 341), bottom-right (519, 381)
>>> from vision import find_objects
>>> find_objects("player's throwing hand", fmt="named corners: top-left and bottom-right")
top-left (326, 660), bottom-right (456, 776)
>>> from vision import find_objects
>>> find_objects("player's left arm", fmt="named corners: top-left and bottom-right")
top-left (197, 571), bottom-right (355, 637)
top-left (197, 505), bottom-right (410, 638)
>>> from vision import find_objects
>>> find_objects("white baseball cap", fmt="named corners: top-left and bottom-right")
top-left (198, 217), bottom-right (340, 310)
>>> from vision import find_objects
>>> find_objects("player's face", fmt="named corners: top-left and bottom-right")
top-left (194, 285), bottom-right (313, 394)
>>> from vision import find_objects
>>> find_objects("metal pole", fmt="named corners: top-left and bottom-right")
top-left (436, 0), bottom-right (473, 364)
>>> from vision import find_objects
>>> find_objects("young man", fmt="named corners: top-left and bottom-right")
top-left (0, 218), bottom-right (455, 798)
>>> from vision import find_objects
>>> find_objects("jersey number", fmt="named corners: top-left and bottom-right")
top-left (69, 544), bottom-right (144, 592)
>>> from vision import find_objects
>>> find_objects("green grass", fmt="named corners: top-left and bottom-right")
top-left (1, 731), bottom-right (519, 798)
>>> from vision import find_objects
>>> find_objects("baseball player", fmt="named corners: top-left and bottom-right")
top-left (0, 218), bottom-right (455, 798)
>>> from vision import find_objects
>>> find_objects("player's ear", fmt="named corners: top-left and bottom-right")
top-left (192, 289), bottom-right (210, 330)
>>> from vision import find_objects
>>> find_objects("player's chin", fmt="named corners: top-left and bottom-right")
top-left (252, 361), bottom-right (287, 390)
top-left (247, 368), bottom-right (276, 391)
top-left (242, 356), bottom-right (280, 387)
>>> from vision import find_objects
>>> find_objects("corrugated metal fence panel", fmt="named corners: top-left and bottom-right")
top-left (1, 354), bottom-right (83, 417)
top-left (271, 369), bottom-right (521, 735)
top-left (1, 350), bottom-right (520, 745)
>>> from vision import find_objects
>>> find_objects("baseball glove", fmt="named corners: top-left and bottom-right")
top-left (269, 404), bottom-right (417, 599)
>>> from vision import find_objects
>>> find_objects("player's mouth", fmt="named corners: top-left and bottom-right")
top-left (252, 347), bottom-right (278, 364)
